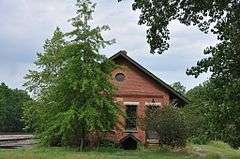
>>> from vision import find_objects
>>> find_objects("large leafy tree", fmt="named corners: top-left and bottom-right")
top-left (186, 80), bottom-right (240, 148)
top-left (24, 0), bottom-right (118, 148)
top-left (118, 0), bottom-right (240, 54)
top-left (0, 83), bottom-right (31, 132)
top-left (184, 81), bottom-right (215, 144)
top-left (117, 0), bottom-right (240, 85)
top-left (119, 0), bottom-right (240, 148)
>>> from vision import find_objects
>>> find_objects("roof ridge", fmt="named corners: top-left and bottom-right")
top-left (110, 51), bottom-right (189, 105)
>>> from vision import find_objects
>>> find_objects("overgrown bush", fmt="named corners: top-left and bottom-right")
top-left (99, 140), bottom-right (117, 148)
top-left (145, 104), bottom-right (189, 148)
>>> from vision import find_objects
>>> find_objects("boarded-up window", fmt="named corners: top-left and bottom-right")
top-left (146, 105), bottom-right (160, 139)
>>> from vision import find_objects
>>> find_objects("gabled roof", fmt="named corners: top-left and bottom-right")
top-left (119, 134), bottom-right (141, 143)
top-left (110, 50), bottom-right (189, 105)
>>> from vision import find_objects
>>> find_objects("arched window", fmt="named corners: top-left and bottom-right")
top-left (115, 73), bottom-right (125, 82)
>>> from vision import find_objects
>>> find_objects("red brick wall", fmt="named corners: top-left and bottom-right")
top-left (106, 56), bottom-right (171, 144)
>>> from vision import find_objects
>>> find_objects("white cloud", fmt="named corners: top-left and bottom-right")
top-left (0, 0), bottom-right (217, 90)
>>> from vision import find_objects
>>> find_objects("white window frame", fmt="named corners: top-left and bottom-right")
top-left (123, 102), bottom-right (139, 105)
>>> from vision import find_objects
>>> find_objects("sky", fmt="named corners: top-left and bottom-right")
top-left (0, 0), bottom-right (218, 90)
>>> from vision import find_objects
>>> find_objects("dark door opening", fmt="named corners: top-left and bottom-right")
top-left (120, 135), bottom-right (138, 150)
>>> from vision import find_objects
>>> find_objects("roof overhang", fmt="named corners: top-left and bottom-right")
top-left (110, 51), bottom-right (189, 105)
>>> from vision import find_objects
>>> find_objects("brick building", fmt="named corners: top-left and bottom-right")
top-left (107, 51), bottom-right (188, 149)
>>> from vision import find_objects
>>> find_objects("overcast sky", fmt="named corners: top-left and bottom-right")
top-left (0, 0), bottom-right (218, 90)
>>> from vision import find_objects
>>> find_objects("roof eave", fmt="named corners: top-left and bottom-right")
top-left (110, 51), bottom-right (189, 105)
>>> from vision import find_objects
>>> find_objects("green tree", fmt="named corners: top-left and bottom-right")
top-left (0, 83), bottom-right (31, 132)
top-left (21, 100), bottom-right (40, 132)
top-left (118, 0), bottom-right (240, 54)
top-left (24, 0), bottom-right (118, 148)
top-left (184, 81), bottom-right (214, 144)
top-left (186, 80), bottom-right (240, 148)
top-left (171, 82), bottom-right (186, 95)
top-left (119, 0), bottom-right (240, 148)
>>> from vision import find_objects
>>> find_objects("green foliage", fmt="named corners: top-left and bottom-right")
top-left (24, 0), bottom-right (118, 148)
top-left (0, 83), bottom-right (31, 132)
top-left (99, 139), bottom-right (117, 148)
top-left (22, 100), bottom-right (40, 132)
top-left (145, 104), bottom-right (189, 148)
top-left (181, 108), bottom-right (209, 145)
top-left (119, 0), bottom-right (240, 148)
top-left (182, 81), bottom-right (212, 144)
top-left (171, 82), bottom-right (186, 95)
top-left (118, 0), bottom-right (240, 55)
top-left (186, 35), bottom-right (240, 148)
top-left (181, 106), bottom-right (209, 145)
top-left (186, 80), bottom-right (240, 148)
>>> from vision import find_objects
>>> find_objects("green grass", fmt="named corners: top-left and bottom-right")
top-left (0, 148), bottom-right (192, 159)
top-left (189, 141), bottom-right (240, 159)
top-left (0, 141), bottom-right (239, 159)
